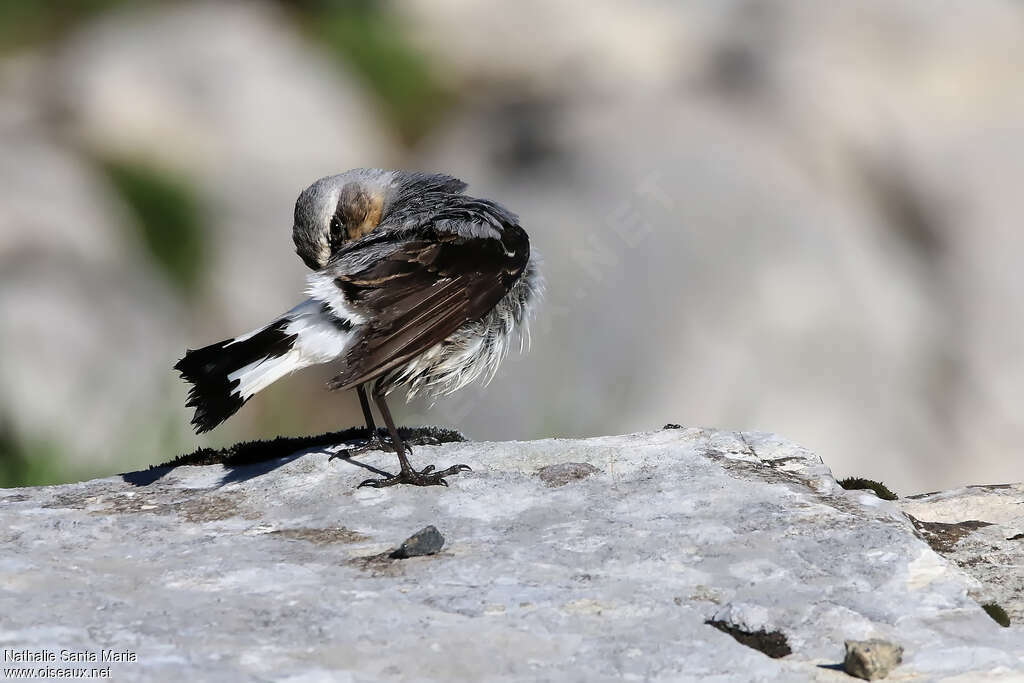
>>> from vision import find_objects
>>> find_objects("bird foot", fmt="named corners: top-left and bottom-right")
top-left (331, 432), bottom-right (410, 460)
top-left (357, 463), bottom-right (471, 488)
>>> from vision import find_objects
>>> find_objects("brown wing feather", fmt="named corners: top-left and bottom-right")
top-left (328, 226), bottom-right (529, 391)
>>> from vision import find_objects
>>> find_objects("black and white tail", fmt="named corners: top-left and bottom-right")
top-left (174, 301), bottom-right (354, 433)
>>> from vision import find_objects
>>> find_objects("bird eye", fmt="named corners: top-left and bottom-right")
top-left (329, 215), bottom-right (344, 250)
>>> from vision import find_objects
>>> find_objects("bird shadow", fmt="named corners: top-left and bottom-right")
top-left (120, 426), bottom-right (467, 488)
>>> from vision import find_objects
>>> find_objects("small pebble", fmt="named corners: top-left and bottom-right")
top-left (536, 462), bottom-right (600, 487)
top-left (390, 525), bottom-right (445, 559)
top-left (844, 639), bottom-right (903, 680)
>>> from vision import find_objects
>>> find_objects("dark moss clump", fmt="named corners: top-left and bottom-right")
top-left (982, 603), bottom-right (1010, 628)
top-left (838, 477), bottom-right (898, 501)
top-left (705, 620), bottom-right (791, 659)
top-left (156, 426), bottom-right (466, 469)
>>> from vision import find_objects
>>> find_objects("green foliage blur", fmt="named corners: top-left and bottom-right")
top-left (292, 0), bottom-right (455, 144)
top-left (99, 158), bottom-right (208, 296)
top-left (0, 421), bottom-right (96, 488)
top-left (0, 0), bottom-right (452, 141)
top-left (0, 0), bottom-right (145, 54)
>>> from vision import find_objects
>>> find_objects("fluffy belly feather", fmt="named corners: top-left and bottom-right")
top-left (380, 253), bottom-right (543, 400)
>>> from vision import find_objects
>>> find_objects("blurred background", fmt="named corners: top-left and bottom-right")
top-left (2, 0), bottom-right (1023, 494)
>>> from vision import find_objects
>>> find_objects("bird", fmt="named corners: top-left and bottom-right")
top-left (174, 169), bottom-right (542, 488)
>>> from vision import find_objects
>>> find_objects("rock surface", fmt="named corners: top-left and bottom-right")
top-left (1, 429), bottom-right (1022, 681)
top-left (899, 483), bottom-right (1024, 626)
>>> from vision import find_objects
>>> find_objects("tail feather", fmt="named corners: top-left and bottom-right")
top-left (174, 320), bottom-right (298, 433)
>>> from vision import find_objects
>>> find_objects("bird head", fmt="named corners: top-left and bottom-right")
top-left (292, 169), bottom-right (468, 270)
top-left (292, 169), bottom-right (390, 271)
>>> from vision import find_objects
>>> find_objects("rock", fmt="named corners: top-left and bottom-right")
top-left (2, 429), bottom-right (1022, 680)
top-left (390, 525), bottom-right (445, 559)
top-left (843, 639), bottom-right (903, 681)
top-left (899, 484), bottom-right (1024, 625)
top-left (535, 462), bottom-right (599, 487)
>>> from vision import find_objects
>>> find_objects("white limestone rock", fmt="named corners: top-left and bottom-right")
top-left (1, 429), bottom-right (1021, 680)
top-left (900, 483), bottom-right (1024, 626)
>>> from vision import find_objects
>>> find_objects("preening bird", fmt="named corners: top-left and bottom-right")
top-left (174, 169), bottom-right (541, 487)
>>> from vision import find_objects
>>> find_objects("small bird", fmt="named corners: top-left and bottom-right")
top-left (174, 170), bottom-right (541, 487)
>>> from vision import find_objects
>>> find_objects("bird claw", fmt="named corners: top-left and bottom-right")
top-left (357, 464), bottom-right (471, 489)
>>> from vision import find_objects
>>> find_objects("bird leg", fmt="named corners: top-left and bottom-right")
top-left (330, 384), bottom-right (394, 459)
top-left (357, 383), bottom-right (394, 449)
top-left (356, 382), bottom-right (470, 488)
top-left (357, 383), bottom-right (376, 433)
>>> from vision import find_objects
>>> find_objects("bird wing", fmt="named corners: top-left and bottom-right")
top-left (325, 223), bottom-right (530, 391)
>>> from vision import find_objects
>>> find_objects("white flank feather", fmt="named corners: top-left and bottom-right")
top-left (305, 271), bottom-right (367, 324)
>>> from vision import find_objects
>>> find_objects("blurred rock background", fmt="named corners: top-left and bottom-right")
top-left (2, 0), bottom-right (1023, 494)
